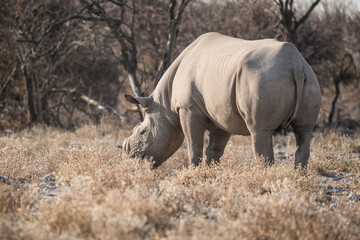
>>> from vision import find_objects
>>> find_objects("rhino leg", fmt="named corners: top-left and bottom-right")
top-left (290, 79), bottom-right (320, 169)
top-left (250, 130), bottom-right (274, 165)
top-left (205, 129), bottom-right (231, 165)
top-left (292, 126), bottom-right (312, 169)
top-left (179, 107), bottom-right (207, 166)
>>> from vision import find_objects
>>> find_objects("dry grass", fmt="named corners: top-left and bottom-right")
top-left (0, 125), bottom-right (359, 240)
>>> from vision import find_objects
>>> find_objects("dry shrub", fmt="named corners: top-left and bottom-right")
top-left (0, 126), bottom-right (359, 239)
top-left (311, 131), bottom-right (360, 173)
top-left (0, 185), bottom-right (13, 213)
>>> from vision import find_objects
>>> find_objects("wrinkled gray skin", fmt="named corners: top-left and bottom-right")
top-left (123, 32), bottom-right (321, 169)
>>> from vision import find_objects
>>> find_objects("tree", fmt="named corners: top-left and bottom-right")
top-left (328, 53), bottom-right (357, 127)
top-left (274, 0), bottom-right (321, 43)
top-left (8, 0), bottom-right (127, 127)
top-left (78, 0), bottom-right (144, 98)
top-left (155, 0), bottom-right (193, 86)
top-left (15, 0), bottom-right (73, 125)
top-left (2, 0), bottom-right (359, 130)
top-left (76, 0), bottom-right (193, 119)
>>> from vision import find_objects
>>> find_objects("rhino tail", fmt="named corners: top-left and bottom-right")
top-left (285, 57), bottom-right (304, 129)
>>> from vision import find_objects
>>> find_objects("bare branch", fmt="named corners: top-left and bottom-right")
top-left (51, 88), bottom-right (126, 122)
top-left (295, 0), bottom-right (321, 29)
top-left (103, 45), bottom-right (125, 65)
top-left (0, 65), bottom-right (16, 96)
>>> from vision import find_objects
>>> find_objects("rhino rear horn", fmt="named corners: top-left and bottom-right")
top-left (125, 95), bottom-right (153, 108)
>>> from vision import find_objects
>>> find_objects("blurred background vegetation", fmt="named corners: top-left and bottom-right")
top-left (0, 0), bottom-right (359, 132)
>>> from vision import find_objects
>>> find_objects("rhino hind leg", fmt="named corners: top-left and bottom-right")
top-left (290, 83), bottom-right (321, 169)
top-left (291, 125), bottom-right (313, 169)
top-left (251, 129), bottom-right (274, 165)
top-left (205, 129), bottom-right (231, 165)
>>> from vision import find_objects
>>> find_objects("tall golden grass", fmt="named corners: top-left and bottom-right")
top-left (0, 125), bottom-right (359, 239)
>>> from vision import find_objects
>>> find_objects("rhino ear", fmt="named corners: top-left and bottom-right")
top-left (125, 94), bottom-right (153, 108)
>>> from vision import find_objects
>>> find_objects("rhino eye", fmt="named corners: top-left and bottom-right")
top-left (139, 129), bottom-right (146, 135)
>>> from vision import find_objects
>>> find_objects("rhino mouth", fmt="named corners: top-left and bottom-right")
top-left (128, 150), bottom-right (161, 168)
top-left (123, 138), bottom-right (144, 158)
top-left (122, 138), bottom-right (160, 167)
top-left (128, 149), bottom-right (145, 159)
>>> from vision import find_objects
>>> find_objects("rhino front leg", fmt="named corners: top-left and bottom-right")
top-left (251, 129), bottom-right (274, 165)
top-left (205, 129), bottom-right (231, 165)
top-left (179, 107), bottom-right (207, 166)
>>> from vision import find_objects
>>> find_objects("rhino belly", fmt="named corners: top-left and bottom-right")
top-left (206, 104), bottom-right (251, 135)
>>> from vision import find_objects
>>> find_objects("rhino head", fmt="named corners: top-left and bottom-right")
top-left (122, 95), bottom-right (184, 167)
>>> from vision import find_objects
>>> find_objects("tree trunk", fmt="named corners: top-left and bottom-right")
top-left (33, 72), bottom-right (43, 124)
top-left (328, 79), bottom-right (340, 127)
top-left (41, 87), bottom-right (50, 125)
top-left (128, 72), bottom-right (143, 98)
top-left (23, 65), bottom-right (37, 125)
top-left (128, 71), bottom-right (144, 121)
top-left (155, 0), bottom-right (191, 87)
top-left (155, 18), bottom-right (180, 85)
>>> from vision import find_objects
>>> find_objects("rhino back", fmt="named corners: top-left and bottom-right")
top-left (169, 33), bottom-right (304, 133)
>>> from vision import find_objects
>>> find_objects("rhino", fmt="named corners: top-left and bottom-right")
top-left (123, 32), bottom-right (321, 169)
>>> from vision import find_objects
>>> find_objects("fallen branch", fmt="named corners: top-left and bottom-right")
top-left (0, 65), bottom-right (17, 97)
top-left (51, 88), bottom-right (126, 122)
